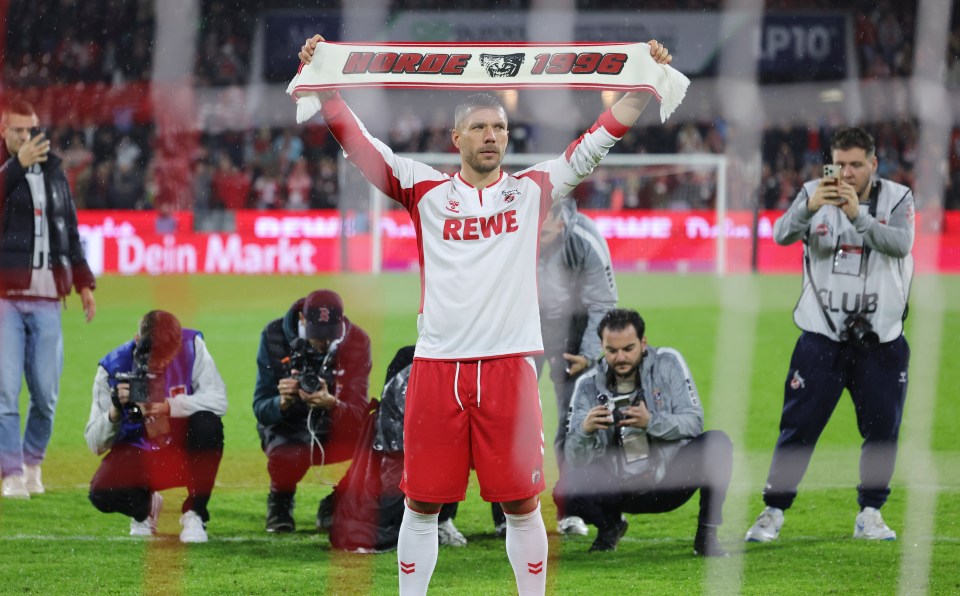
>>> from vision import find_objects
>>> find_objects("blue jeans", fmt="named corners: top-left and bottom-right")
top-left (0, 298), bottom-right (63, 476)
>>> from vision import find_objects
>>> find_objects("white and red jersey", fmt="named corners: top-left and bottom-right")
top-left (321, 94), bottom-right (628, 361)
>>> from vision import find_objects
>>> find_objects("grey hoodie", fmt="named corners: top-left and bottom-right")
top-left (537, 198), bottom-right (617, 361)
top-left (565, 346), bottom-right (703, 485)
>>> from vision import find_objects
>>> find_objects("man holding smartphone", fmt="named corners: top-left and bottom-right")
top-left (560, 308), bottom-right (732, 555)
top-left (0, 98), bottom-right (96, 499)
top-left (745, 127), bottom-right (914, 543)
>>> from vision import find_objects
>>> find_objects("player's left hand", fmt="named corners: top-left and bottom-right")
top-left (648, 40), bottom-right (672, 65)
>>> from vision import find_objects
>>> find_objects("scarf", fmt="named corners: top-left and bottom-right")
top-left (287, 41), bottom-right (689, 124)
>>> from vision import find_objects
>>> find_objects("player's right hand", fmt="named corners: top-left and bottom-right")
top-left (299, 34), bottom-right (323, 64)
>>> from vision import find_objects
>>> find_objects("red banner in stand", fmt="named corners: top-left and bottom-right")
top-left (77, 209), bottom-right (960, 275)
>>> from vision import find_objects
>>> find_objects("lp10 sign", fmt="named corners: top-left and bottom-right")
top-left (755, 15), bottom-right (846, 81)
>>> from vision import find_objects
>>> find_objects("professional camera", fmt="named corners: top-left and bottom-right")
top-left (597, 393), bottom-right (628, 445)
top-left (840, 314), bottom-right (879, 349)
top-left (287, 337), bottom-right (338, 395)
top-left (111, 349), bottom-right (153, 421)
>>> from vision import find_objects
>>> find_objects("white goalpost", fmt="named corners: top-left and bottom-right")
top-left (367, 152), bottom-right (729, 275)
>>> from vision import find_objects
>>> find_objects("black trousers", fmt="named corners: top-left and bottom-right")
top-left (89, 412), bottom-right (224, 523)
top-left (561, 430), bottom-right (733, 531)
top-left (762, 332), bottom-right (909, 511)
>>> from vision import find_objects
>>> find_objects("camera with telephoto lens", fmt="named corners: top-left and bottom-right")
top-left (840, 314), bottom-right (879, 349)
top-left (287, 337), bottom-right (338, 395)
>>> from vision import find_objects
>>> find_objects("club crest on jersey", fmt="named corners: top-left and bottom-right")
top-left (816, 222), bottom-right (830, 236)
top-left (446, 199), bottom-right (460, 213)
top-left (531, 466), bottom-right (542, 486)
top-left (502, 189), bottom-right (520, 204)
top-left (480, 53), bottom-right (525, 78)
top-left (790, 370), bottom-right (805, 390)
top-left (652, 389), bottom-right (663, 408)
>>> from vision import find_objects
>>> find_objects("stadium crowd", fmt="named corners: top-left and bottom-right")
top-left (4, 0), bottom-right (955, 219)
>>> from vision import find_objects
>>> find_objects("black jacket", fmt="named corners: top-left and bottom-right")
top-left (0, 146), bottom-right (95, 296)
top-left (253, 297), bottom-right (371, 463)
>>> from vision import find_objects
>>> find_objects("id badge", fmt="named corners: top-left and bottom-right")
top-left (833, 243), bottom-right (864, 276)
top-left (621, 429), bottom-right (650, 462)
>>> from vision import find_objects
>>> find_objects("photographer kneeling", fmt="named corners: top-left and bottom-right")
top-left (254, 289), bottom-right (371, 533)
top-left (560, 309), bottom-right (732, 556)
top-left (85, 310), bottom-right (227, 543)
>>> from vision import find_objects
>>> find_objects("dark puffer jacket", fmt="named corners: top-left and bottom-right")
top-left (0, 146), bottom-right (95, 296)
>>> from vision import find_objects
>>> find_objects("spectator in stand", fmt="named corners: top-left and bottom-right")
top-left (192, 156), bottom-right (214, 216)
top-left (62, 133), bottom-right (94, 205)
top-left (247, 127), bottom-right (277, 174)
top-left (274, 129), bottom-right (304, 173)
top-left (109, 158), bottom-right (145, 210)
top-left (312, 156), bottom-right (339, 210)
top-left (253, 164), bottom-right (282, 210)
top-left (155, 202), bottom-right (177, 234)
top-left (855, 11), bottom-right (879, 74)
top-left (285, 157), bottom-right (312, 211)
top-left (211, 154), bottom-right (250, 210)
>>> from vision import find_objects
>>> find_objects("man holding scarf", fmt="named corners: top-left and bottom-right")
top-left (298, 36), bottom-right (676, 596)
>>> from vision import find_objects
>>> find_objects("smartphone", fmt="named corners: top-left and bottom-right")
top-left (823, 164), bottom-right (841, 178)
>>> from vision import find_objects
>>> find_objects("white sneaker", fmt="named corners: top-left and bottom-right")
top-left (1, 474), bottom-right (30, 499)
top-left (24, 464), bottom-right (44, 494)
top-left (437, 518), bottom-right (467, 547)
top-left (180, 510), bottom-right (208, 543)
top-left (558, 515), bottom-right (589, 536)
top-left (745, 506), bottom-right (784, 543)
top-left (854, 507), bottom-right (896, 541)
top-left (130, 492), bottom-right (163, 536)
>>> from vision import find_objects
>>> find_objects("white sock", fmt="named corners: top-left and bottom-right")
top-left (397, 503), bottom-right (439, 596)
top-left (505, 503), bottom-right (548, 596)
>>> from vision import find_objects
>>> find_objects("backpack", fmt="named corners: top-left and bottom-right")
top-left (328, 347), bottom-right (415, 552)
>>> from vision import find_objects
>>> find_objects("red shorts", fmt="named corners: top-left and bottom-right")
top-left (400, 356), bottom-right (545, 503)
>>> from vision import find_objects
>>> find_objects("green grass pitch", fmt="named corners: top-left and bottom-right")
top-left (1, 273), bottom-right (958, 594)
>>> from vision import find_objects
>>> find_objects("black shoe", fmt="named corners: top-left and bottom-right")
top-left (316, 491), bottom-right (335, 532)
top-left (693, 524), bottom-right (728, 557)
top-left (492, 503), bottom-right (506, 538)
top-left (589, 518), bottom-right (628, 552)
top-left (266, 492), bottom-right (296, 533)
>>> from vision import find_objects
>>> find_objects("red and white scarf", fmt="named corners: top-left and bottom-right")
top-left (287, 41), bottom-right (689, 124)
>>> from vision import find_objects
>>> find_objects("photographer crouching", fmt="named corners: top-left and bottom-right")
top-left (254, 289), bottom-right (371, 533)
top-left (85, 311), bottom-right (227, 543)
top-left (559, 309), bottom-right (732, 556)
